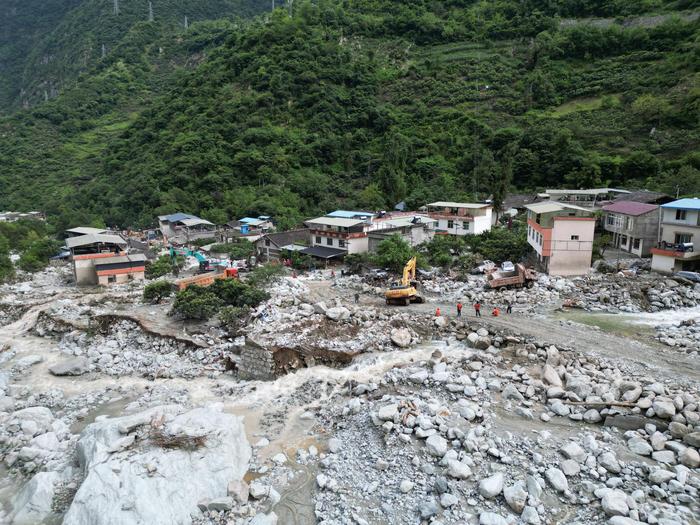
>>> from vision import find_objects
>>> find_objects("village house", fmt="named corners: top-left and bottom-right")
top-left (651, 198), bottom-right (700, 273)
top-left (367, 214), bottom-right (437, 252)
top-left (601, 201), bottom-right (660, 257)
top-left (525, 202), bottom-right (595, 276)
top-left (543, 188), bottom-right (630, 208)
top-left (425, 202), bottom-right (492, 235)
top-left (66, 233), bottom-right (145, 285)
top-left (302, 215), bottom-right (371, 261)
top-left (0, 211), bottom-right (45, 222)
top-left (157, 213), bottom-right (216, 244)
top-left (255, 229), bottom-right (310, 262)
top-left (64, 227), bottom-right (109, 238)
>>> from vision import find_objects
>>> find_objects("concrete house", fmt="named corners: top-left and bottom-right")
top-left (368, 215), bottom-right (437, 252)
top-left (66, 233), bottom-right (145, 285)
top-left (601, 201), bottom-right (660, 257)
top-left (525, 202), bottom-right (595, 276)
top-left (304, 216), bottom-right (371, 258)
top-left (158, 213), bottom-right (216, 244)
top-left (425, 202), bottom-right (493, 235)
top-left (651, 198), bottom-right (700, 273)
top-left (544, 188), bottom-right (630, 208)
top-left (255, 229), bottom-right (310, 262)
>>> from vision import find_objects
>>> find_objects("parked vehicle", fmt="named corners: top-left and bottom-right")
top-left (501, 261), bottom-right (515, 272)
top-left (674, 271), bottom-right (700, 283)
top-left (486, 263), bottom-right (537, 290)
top-left (471, 260), bottom-right (496, 274)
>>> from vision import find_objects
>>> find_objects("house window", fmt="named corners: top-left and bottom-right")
top-left (339, 240), bottom-right (345, 248)
top-left (675, 233), bottom-right (692, 244)
top-left (621, 235), bottom-right (627, 245)
top-left (535, 214), bottom-right (541, 225)
top-left (571, 235), bottom-right (579, 241)
top-left (606, 215), bottom-right (614, 226)
top-left (265, 239), bottom-right (271, 246)
top-left (633, 238), bottom-right (641, 249)
top-left (462, 221), bottom-right (469, 230)
top-left (625, 217), bottom-right (632, 230)
top-left (676, 209), bottom-right (687, 221)
top-left (315, 236), bottom-right (321, 244)
top-left (447, 220), bottom-right (454, 229)
top-left (326, 237), bottom-right (333, 246)
top-left (450, 207), bottom-right (459, 215)
top-left (108, 275), bottom-right (116, 283)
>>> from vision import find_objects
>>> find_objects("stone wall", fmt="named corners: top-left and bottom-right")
top-left (238, 340), bottom-right (276, 380)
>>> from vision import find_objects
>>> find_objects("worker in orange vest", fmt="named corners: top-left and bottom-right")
top-left (435, 307), bottom-right (441, 317)
top-left (456, 302), bottom-right (463, 317)
top-left (492, 307), bottom-right (500, 317)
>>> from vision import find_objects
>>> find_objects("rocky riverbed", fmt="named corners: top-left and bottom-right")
top-left (0, 265), bottom-right (698, 524)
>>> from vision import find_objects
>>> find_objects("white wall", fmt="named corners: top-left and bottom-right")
top-left (473, 212), bottom-right (492, 234)
top-left (651, 253), bottom-right (678, 274)
top-left (548, 220), bottom-right (594, 276)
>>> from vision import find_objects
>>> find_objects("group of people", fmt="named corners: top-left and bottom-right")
top-left (450, 300), bottom-right (513, 317)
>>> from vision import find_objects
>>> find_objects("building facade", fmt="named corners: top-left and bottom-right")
top-left (367, 215), bottom-right (437, 252)
top-left (158, 213), bottom-right (216, 244)
top-left (526, 202), bottom-right (595, 276)
top-left (255, 229), bottom-right (310, 261)
top-left (305, 216), bottom-right (372, 255)
top-left (651, 198), bottom-right (700, 273)
top-left (601, 201), bottom-right (660, 257)
top-left (66, 233), bottom-right (130, 285)
top-left (425, 202), bottom-right (492, 235)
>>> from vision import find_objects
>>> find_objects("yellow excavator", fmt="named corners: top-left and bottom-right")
top-left (385, 256), bottom-right (424, 305)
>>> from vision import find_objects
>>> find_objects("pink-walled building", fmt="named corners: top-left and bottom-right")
top-left (525, 202), bottom-right (595, 276)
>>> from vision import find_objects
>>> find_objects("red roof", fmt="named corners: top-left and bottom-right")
top-left (602, 201), bottom-right (658, 216)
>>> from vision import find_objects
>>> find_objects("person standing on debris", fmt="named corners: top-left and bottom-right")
top-left (435, 307), bottom-right (441, 317)
top-left (492, 307), bottom-right (500, 317)
top-left (506, 301), bottom-right (512, 314)
top-left (354, 292), bottom-right (359, 304)
top-left (456, 302), bottom-right (463, 317)
top-left (474, 301), bottom-right (481, 317)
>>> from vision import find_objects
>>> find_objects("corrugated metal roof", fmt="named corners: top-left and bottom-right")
top-left (427, 202), bottom-right (490, 209)
top-left (94, 254), bottom-right (147, 266)
top-left (327, 210), bottom-right (375, 218)
top-left (65, 234), bottom-right (127, 249)
top-left (65, 227), bottom-right (108, 235)
top-left (179, 218), bottom-right (214, 227)
top-left (525, 202), bottom-right (592, 214)
top-left (545, 188), bottom-right (630, 196)
top-left (661, 198), bottom-right (700, 210)
top-left (158, 212), bottom-right (197, 222)
top-left (305, 217), bottom-right (366, 227)
top-left (300, 246), bottom-right (346, 259)
top-left (602, 201), bottom-right (658, 216)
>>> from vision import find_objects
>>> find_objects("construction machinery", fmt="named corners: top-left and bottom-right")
top-left (485, 263), bottom-right (536, 291)
top-left (385, 257), bottom-right (424, 305)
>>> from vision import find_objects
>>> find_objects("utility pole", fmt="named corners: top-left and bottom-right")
top-left (272, 0), bottom-right (275, 11)
top-left (184, 16), bottom-right (188, 29)
top-left (114, 0), bottom-right (119, 15)
top-left (148, 1), bottom-right (154, 22)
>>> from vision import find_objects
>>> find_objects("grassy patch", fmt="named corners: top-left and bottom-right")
top-left (550, 95), bottom-right (621, 117)
top-left (554, 309), bottom-right (655, 339)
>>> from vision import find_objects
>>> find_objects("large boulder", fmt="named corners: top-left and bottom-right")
top-left (325, 307), bottom-right (350, 322)
top-left (49, 357), bottom-right (91, 376)
top-left (62, 405), bottom-right (250, 525)
top-left (10, 471), bottom-right (63, 525)
top-left (12, 407), bottom-right (54, 436)
top-left (390, 328), bottom-right (412, 348)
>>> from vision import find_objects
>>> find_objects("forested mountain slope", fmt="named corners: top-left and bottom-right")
top-left (0, 0), bottom-right (699, 230)
top-left (0, 0), bottom-right (269, 112)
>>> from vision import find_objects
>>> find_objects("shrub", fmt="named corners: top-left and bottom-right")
top-left (247, 263), bottom-right (286, 287)
top-left (210, 241), bottom-right (255, 260)
top-left (170, 287), bottom-right (223, 320)
top-left (210, 279), bottom-right (269, 308)
top-left (143, 280), bottom-right (173, 304)
top-left (372, 234), bottom-right (418, 273)
top-left (218, 306), bottom-right (249, 334)
top-left (18, 238), bottom-right (62, 272)
top-left (146, 255), bottom-right (182, 279)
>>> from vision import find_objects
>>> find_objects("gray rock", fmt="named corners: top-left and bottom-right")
top-left (479, 512), bottom-right (508, 525)
top-left (545, 468), bottom-right (568, 492)
top-left (683, 432), bottom-right (700, 447)
top-left (390, 328), bottom-right (412, 348)
top-left (648, 469), bottom-right (675, 484)
top-left (418, 499), bottom-right (439, 519)
top-left (601, 490), bottom-right (629, 517)
top-left (607, 517), bottom-right (644, 525)
top-left (560, 459), bottom-right (580, 476)
top-left (62, 406), bottom-right (250, 525)
top-left (583, 409), bottom-right (602, 424)
top-left (377, 404), bottom-right (398, 421)
top-left (249, 512), bottom-right (278, 525)
top-left (542, 365), bottom-right (562, 387)
top-left (9, 471), bottom-right (61, 525)
top-left (206, 497), bottom-right (234, 512)
top-left (446, 459), bottom-right (472, 480)
top-left (599, 452), bottom-right (621, 474)
top-left (425, 435), bottom-right (448, 457)
top-left (49, 357), bottom-right (91, 376)
top-left (327, 438), bottom-right (341, 453)
top-left (325, 307), bottom-right (350, 321)
top-left (478, 472), bottom-right (504, 498)
top-left (503, 481), bottom-right (527, 513)
top-left (440, 493), bottom-right (458, 507)
top-left (12, 407), bottom-right (54, 435)
top-left (627, 437), bottom-right (653, 456)
top-left (522, 506), bottom-right (541, 525)
top-left (679, 447), bottom-right (700, 468)
top-left (560, 442), bottom-right (586, 463)
top-left (651, 399), bottom-right (676, 419)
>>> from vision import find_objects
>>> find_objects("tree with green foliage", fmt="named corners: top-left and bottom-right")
top-left (143, 280), bottom-right (173, 303)
top-left (467, 223), bottom-right (529, 264)
top-left (146, 255), bottom-right (182, 279)
top-left (0, 235), bottom-right (15, 283)
top-left (372, 234), bottom-right (418, 274)
top-left (170, 286), bottom-right (223, 320)
top-left (18, 238), bottom-right (61, 272)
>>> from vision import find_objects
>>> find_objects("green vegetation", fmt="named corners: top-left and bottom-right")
top-left (0, 220), bottom-right (59, 278)
top-left (143, 280), bottom-right (174, 303)
top-left (145, 255), bottom-right (183, 279)
top-left (209, 240), bottom-right (255, 259)
top-left (372, 235), bottom-right (421, 273)
top-left (0, 1), bottom-right (699, 231)
top-left (246, 263), bottom-right (287, 288)
top-left (18, 238), bottom-right (62, 272)
top-left (0, 236), bottom-right (15, 283)
top-left (170, 277), bottom-right (269, 320)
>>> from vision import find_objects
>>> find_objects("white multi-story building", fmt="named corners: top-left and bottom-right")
top-left (425, 202), bottom-right (492, 235)
top-left (651, 198), bottom-right (700, 273)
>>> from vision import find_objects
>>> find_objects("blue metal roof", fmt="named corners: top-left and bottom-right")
top-left (661, 198), bottom-right (700, 210)
top-left (239, 217), bottom-right (260, 223)
top-left (327, 210), bottom-right (374, 218)
top-left (161, 212), bottom-right (196, 222)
